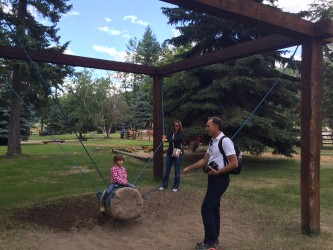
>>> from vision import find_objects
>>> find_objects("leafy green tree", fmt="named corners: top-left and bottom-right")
top-left (38, 97), bottom-right (71, 135)
top-left (62, 70), bottom-right (99, 139)
top-left (94, 77), bottom-right (132, 138)
top-left (299, 0), bottom-right (333, 20)
top-left (161, 2), bottom-right (300, 156)
top-left (62, 70), bottom-right (132, 138)
top-left (1, 0), bottom-right (73, 156)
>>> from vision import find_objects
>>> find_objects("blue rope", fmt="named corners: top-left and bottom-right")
top-left (1, 9), bottom-right (109, 191)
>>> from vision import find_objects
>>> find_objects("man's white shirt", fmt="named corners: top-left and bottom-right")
top-left (207, 132), bottom-right (235, 170)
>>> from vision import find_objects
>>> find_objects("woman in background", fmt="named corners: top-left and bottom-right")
top-left (159, 120), bottom-right (184, 192)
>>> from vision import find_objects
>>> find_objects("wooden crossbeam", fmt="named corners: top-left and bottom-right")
top-left (0, 46), bottom-right (158, 75)
top-left (158, 34), bottom-right (298, 75)
top-left (314, 19), bottom-right (333, 40)
top-left (160, 0), bottom-right (315, 39)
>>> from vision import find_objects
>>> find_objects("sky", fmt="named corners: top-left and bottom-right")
top-left (56, 0), bottom-right (314, 63)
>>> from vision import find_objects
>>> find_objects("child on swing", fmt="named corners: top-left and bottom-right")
top-left (100, 154), bottom-right (135, 213)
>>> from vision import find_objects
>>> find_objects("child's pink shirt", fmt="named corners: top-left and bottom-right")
top-left (110, 165), bottom-right (128, 185)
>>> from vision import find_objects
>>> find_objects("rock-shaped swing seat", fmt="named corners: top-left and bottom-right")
top-left (107, 187), bottom-right (143, 221)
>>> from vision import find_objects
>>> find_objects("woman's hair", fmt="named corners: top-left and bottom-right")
top-left (173, 120), bottom-right (183, 133)
top-left (208, 117), bottom-right (223, 131)
top-left (113, 154), bottom-right (124, 163)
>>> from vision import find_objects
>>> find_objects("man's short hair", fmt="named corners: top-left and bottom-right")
top-left (208, 117), bottom-right (223, 131)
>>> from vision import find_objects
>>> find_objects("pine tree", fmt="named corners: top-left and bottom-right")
top-left (117, 25), bottom-right (161, 129)
top-left (161, 2), bottom-right (300, 156)
top-left (322, 46), bottom-right (333, 128)
top-left (1, 0), bottom-right (73, 156)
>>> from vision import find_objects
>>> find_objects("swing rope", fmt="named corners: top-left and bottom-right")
top-left (140, 45), bottom-right (300, 198)
top-left (1, 9), bottom-right (110, 192)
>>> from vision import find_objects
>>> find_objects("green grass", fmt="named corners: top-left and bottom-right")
top-left (1, 140), bottom-right (333, 248)
top-left (0, 150), bottom-right (155, 209)
top-left (0, 135), bottom-right (156, 210)
top-left (227, 155), bottom-right (333, 210)
top-left (1, 142), bottom-right (332, 211)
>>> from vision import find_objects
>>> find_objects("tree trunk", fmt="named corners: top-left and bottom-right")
top-left (40, 118), bottom-right (44, 135)
top-left (6, 0), bottom-right (27, 156)
top-left (6, 64), bottom-right (22, 156)
top-left (79, 131), bottom-right (83, 140)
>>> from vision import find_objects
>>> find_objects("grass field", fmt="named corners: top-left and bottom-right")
top-left (0, 134), bottom-right (156, 209)
top-left (0, 135), bottom-right (332, 249)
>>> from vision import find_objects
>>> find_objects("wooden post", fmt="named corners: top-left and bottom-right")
top-left (152, 76), bottom-right (164, 181)
top-left (300, 38), bottom-right (323, 236)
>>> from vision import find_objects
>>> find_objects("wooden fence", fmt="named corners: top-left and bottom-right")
top-left (125, 129), bottom-right (153, 141)
top-left (322, 130), bottom-right (333, 146)
top-left (124, 129), bottom-right (332, 147)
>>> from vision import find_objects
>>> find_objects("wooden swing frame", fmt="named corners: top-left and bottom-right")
top-left (1, 0), bottom-right (332, 235)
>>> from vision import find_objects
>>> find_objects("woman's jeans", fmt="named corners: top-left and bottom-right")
top-left (201, 174), bottom-right (230, 245)
top-left (161, 154), bottom-right (183, 189)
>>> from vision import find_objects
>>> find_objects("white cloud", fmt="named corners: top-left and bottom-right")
top-left (104, 17), bottom-right (112, 22)
top-left (27, 5), bottom-right (37, 18)
top-left (123, 15), bottom-right (149, 26)
top-left (92, 45), bottom-right (126, 61)
top-left (172, 28), bottom-right (180, 38)
top-left (65, 11), bottom-right (80, 16)
top-left (0, 3), bottom-right (11, 13)
top-left (64, 48), bottom-right (75, 55)
top-left (275, 0), bottom-right (313, 13)
top-left (122, 34), bottom-right (131, 39)
top-left (98, 26), bottom-right (122, 35)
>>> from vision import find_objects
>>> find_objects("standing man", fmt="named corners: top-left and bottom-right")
top-left (183, 117), bottom-right (238, 250)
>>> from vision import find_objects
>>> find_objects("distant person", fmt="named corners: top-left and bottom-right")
top-left (159, 120), bottom-right (184, 192)
top-left (121, 129), bottom-right (125, 139)
top-left (183, 117), bottom-right (238, 250)
top-left (99, 154), bottom-right (135, 213)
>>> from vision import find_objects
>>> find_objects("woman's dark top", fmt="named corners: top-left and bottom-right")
top-left (166, 131), bottom-right (184, 156)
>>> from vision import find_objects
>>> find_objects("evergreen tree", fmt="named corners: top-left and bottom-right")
top-left (322, 46), bottom-right (333, 128)
top-left (1, 0), bottom-right (73, 156)
top-left (118, 25), bottom-right (162, 94)
top-left (132, 86), bottom-right (152, 129)
top-left (161, 2), bottom-right (300, 156)
top-left (116, 25), bottom-right (161, 129)
top-left (136, 26), bottom-right (162, 65)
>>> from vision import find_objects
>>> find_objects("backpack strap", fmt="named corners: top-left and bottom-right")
top-left (218, 136), bottom-right (228, 166)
